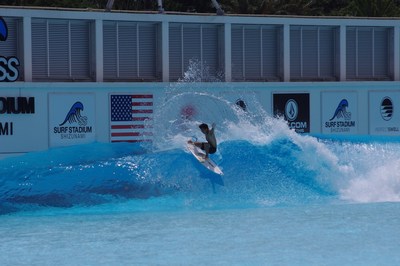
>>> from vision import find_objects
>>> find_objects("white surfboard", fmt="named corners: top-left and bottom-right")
top-left (187, 143), bottom-right (223, 175)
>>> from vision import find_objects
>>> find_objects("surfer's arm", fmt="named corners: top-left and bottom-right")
top-left (211, 123), bottom-right (216, 133)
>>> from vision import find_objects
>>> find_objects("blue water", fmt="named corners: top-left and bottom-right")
top-left (1, 92), bottom-right (400, 265)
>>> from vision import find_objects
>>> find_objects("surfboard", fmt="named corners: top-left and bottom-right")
top-left (187, 143), bottom-right (223, 175)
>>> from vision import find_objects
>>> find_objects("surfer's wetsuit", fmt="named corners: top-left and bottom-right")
top-left (201, 142), bottom-right (216, 154)
top-left (189, 123), bottom-right (217, 158)
top-left (202, 124), bottom-right (217, 154)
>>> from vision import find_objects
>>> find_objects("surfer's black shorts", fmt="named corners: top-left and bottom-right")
top-left (201, 143), bottom-right (217, 154)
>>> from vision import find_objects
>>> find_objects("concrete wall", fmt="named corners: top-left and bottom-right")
top-left (1, 81), bottom-right (399, 156)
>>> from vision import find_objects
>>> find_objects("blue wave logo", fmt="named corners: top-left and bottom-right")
top-left (59, 102), bottom-right (88, 126)
top-left (329, 99), bottom-right (351, 121)
top-left (0, 17), bottom-right (8, 42)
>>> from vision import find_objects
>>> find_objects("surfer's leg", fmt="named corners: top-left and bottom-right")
top-left (203, 143), bottom-right (210, 159)
top-left (208, 146), bottom-right (216, 154)
top-left (193, 142), bottom-right (203, 149)
top-left (194, 142), bottom-right (209, 158)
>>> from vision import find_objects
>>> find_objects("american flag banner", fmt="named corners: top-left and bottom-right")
top-left (110, 94), bottom-right (153, 142)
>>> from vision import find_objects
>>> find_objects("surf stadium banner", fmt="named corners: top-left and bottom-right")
top-left (48, 93), bottom-right (96, 147)
top-left (321, 91), bottom-right (358, 134)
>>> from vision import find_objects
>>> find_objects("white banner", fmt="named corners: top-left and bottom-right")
top-left (369, 91), bottom-right (400, 135)
top-left (0, 91), bottom-right (46, 153)
top-left (322, 91), bottom-right (358, 134)
top-left (49, 93), bottom-right (96, 147)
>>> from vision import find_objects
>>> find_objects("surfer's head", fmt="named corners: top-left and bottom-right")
top-left (199, 123), bottom-right (209, 133)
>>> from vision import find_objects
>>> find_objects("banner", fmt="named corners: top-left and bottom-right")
top-left (49, 93), bottom-right (96, 147)
top-left (0, 93), bottom-right (45, 153)
top-left (321, 91), bottom-right (358, 134)
top-left (369, 91), bottom-right (400, 135)
top-left (273, 93), bottom-right (310, 133)
top-left (110, 93), bottom-right (153, 142)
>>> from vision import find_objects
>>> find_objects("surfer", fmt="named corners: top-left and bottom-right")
top-left (188, 123), bottom-right (217, 159)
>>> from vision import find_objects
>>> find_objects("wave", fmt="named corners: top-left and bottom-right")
top-left (1, 90), bottom-right (400, 214)
top-left (1, 133), bottom-right (399, 215)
